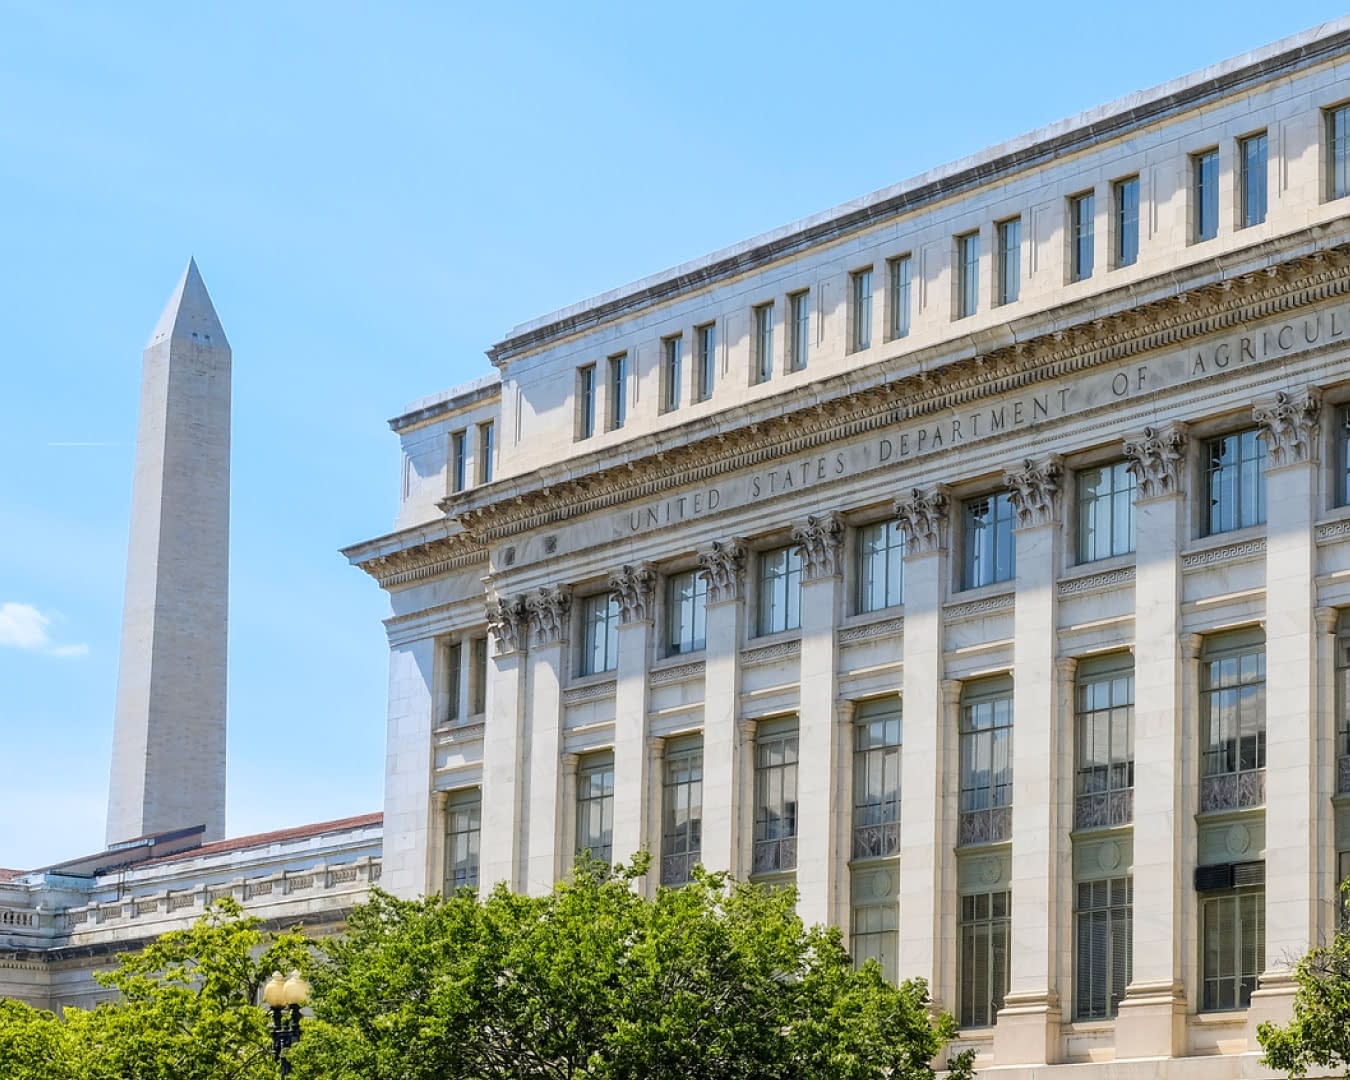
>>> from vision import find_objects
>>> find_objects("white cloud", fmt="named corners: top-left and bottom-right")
top-left (0, 602), bottom-right (88, 658)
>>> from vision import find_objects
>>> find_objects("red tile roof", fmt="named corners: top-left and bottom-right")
top-left (0, 868), bottom-right (25, 882)
top-left (140, 812), bottom-right (382, 867)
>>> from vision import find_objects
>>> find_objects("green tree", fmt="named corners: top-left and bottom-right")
top-left (0, 998), bottom-right (74, 1080)
top-left (293, 856), bottom-right (972, 1080)
top-left (1259, 885), bottom-right (1350, 1078)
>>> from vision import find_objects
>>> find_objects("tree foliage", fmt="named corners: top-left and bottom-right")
top-left (292, 855), bottom-right (972, 1080)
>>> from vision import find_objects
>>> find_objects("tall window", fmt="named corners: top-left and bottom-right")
top-left (961, 491), bottom-right (1016, 590)
top-left (851, 268), bottom-right (872, 351)
top-left (662, 336), bottom-right (682, 412)
top-left (1070, 192), bottom-right (1095, 281)
top-left (889, 254), bottom-right (912, 339)
top-left (477, 421), bottom-right (495, 484)
top-left (1200, 630), bottom-right (1266, 814)
top-left (958, 890), bottom-right (1010, 1027)
top-left (577, 365), bottom-right (597, 439)
top-left (958, 677), bottom-right (1013, 845)
top-left (1204, 429), bottom-right (1266, 536)
top-left (1240, 132), bottom-right (1268, 228)
top-left (852, 901), bottom-right (899, 981)
top-left (752, 720), bottom-right (799, 875)
top-left (443, 789), bottom-right (481, 892)
top-left (757, 545), bottom-right (802, 636)
top-left (852, 698), bottom-right (902, 860)
top-left (1201, 873), bottom-right (1265, 1010)
top-left (1339, 850), bottom-right (1350, 926)
top-left (1075, 877), bottom-right (1132, 1020)
top-left (1077, 461), bottom-right (1136, 563)
top-left (1194, 148), bottom-right (1220, 243)
top-left (1114, 176), bottom-right (1140, 268)
top-left (450, 430), bottom-right (468, 493)
top-left (470, 636), bottom-right (487, 715)
top-left (608, 353), bottom-right (628, 430)
top-left (576, 755), bottom-right (615, 865)
top-left (788, 291), bottom-right (811, 372)
top-left (1075, 655), bottom-right (1134, 830)
top-left (997, 218), bottom-right (1021, 305)
top-left (695, 323), bottom-right (716, 402)
top-left (579, 593), bottom-right (620, 676)
top-left (443, 640), bottom-right (462, 724)
top-left (753, 303), bottom-right (774, 383)
top-left (1327, 104), bottom-right (1350, 201)
top-left (1339, 407), bottom-right (1350, 508)
top-left (661, 738), bottom-right (702, 886)
top-left (1337, 615), bottom-right (1350, 796)
top-left (956, 232), bottom-right (980, 319)
top-left (666, 569), bottom-right (707, 656)
top-left (856, 518), bottom-right (905, 613)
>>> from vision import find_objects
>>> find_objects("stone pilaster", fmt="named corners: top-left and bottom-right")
top-left (996, 455), bottom-right (1064, 1067)
top-left (524, 587), bottom-right (571, 895)
top-left (1248, 388), bottom-right (1321, 1045)
top-left (480, 594), bottom-right (529, 892)
top-left (647, 736), bottom-right (668, 895)
top-left (1116, 423), bottom-right (1189, 1059)
top-left (380, 635), bottom-right (438, 899)
top-left (793, 513), bottom-right (845, 926)
top-left (698, 539), bottom-right (747, 874)
top-left (609, 564), bottom-right (655, 874)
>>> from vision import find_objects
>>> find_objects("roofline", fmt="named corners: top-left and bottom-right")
top-left (487, 17), bottom-right (1350, 365)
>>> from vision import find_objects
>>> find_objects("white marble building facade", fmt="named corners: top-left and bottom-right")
top-left (346, 21), bottom-right (1350, 1075)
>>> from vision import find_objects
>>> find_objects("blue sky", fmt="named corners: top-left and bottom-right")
top-left (1, 1), bottom-right (1344, 869)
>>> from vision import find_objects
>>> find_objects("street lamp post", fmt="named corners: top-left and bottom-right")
top-left (261, 970), bottom-right (310, 1076)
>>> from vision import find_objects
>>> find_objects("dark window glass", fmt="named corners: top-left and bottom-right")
top-left (1194, 149), bottom-right (1220, 242)
top-left (1114, 177), bottom-right (1139, 268)
top-left (1240, 133), bottom-right (1268, 228)
top-left (1071, 194), bottom-right (1094, 281)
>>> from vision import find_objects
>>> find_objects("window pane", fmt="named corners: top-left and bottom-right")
top-left (1071, 194), bottom-right (1095, 281)
top-left (1077, 461), bottom-right (1136, 562)
top-left (1195, 150), bottom-right (1219, 242)
top-left (758, 545), bottom-right (802, 635)
top-left (852, 269), bottom-right (872, 351)
top-left (1241, 133), bottom-right (1268, 228)
top-left (1205, 429), bottom-right (1267, 535)
top-left (1115, 177), bottom-right (1139, 268)
top-left (444, 790), bottom-right (482, 891)
top-left (890, 255), bottom-right (912, 339)
top-left (857, 519), bottom-right (905, 613)
top-left (661, 742), bottom-right (703, 885)
top-left (576, 757), bottom-right (615, 865)
top-left (959, 889), bottom-right (1011, 1026)
top-left (998, 218), bottom-right (1021, 304)
top-left (853, 700), bottom-right (903, 859)
top-left (696, 323), bottom-right (716, 401)
top-left (753, 726), bottom-right (800, 874)
top-left (958, 233), bottom-right (979, 319)
top-left (963, 492), bottom-right (1015, 589)
top-left (663, 337), bottom-right (682, 411)
top-left (666, 570), bottom-right (708, 655)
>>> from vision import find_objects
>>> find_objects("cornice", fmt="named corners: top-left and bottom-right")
top-left (347, 531), bottom-right (487, 587)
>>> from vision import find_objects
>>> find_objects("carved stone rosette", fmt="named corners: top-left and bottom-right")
top-left (791, 512), bottom-right (845, 581)
top-left (697, 539), bottom-right (746, 604)
top-left (1254, 387), bottom-right (1321, 467)
top-left (608, 562), bottom-right (656, 623)
top-left (1122, 422), bottom-right (1187, 499)
top-left (484, 594), bottom-right (527, 656)
top-left (894, 486), bottom-right (949, 554)
top-left (1003, 455), bottom-right (1063, 527)
top-left (526, 586), bottom-right (572, 648)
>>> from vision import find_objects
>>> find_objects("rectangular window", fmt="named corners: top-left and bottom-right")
top-left (753, 303), bottom-right (774, 383)
top-left (851, 901), bottom-right (899, 981)
top-left (1200, 631), bottom-right (1266, 813)
top-left (1075, 654), bottom-right (1135, 830)
top-left (1114, 176), bottom-right (1140, 268)
top-left (1075, 877), bottom-right (1133, 1019)
top-left (852, 698), bottom-right (902, 860)
top-left (579, 593), bottom-right (620, 676)
top-left (662, 336), bottom-right (682, 413)
top-left (856, 518), bottom-right (905, 613)
top-left (997, 218), bottom-right (1021, 305)
top-left (608, 353), bottom-right (628, 430)
top-left (451, 430), bottom-right (467, 493)
top-left (788, 291), bottom-right (811, 372)
top-left (889, 254), bottom-right (912, 339)
top-left (1339, 408), bottom-right (1350, 508)
top-left (1327, 104), bottom-right (1350, 201)
top-left (956, 232), bottom-right (980, 319)
top-left (477, 421), bottom-right (494, 484)
top-left (1194, 148), bottom-right (1220, 243)
top-left (1201, 885), bottom-right (1265, 1011)
top-left (961, 491), bottom-right (1016, 590)
top-left (959, 889), bottom-right (1010, 1027)
top-left (851, 268), bottom-right (873, 351)
top-left (752, 720), bottom-right (799, 875)
top-left (1070, 192), bottom-right (1095, 281)
top-left (470, 636), bottom-right (487, 715)
top-left (1337, 616), bottom-right (1350, 796)
top-left (576, 754), bottom-right (615, 865)
top-left (958, 677), bottom-right (1014, 846)
top-left (666, 569), bottom-right (708, 656)
top-left (661, 738), bottom-right (703, 886)
top-left (1240, 132), bottom-right (1268, 228)
top-left (695, 323), bottom-right (716, 401)
top-left (577, 365), bottom-right (597, 439)
top-left (757, 545), bottom-right (802, 636)
top-left (443, 640), bottom-right (462, 725)
top-left (1077, 461), bottom-right (1136, 563)
top-left (443, 789), bottom-right (482, 892)
top-left (1204, 428), bottom-right (1267, 536)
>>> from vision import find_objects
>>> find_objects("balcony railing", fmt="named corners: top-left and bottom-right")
top-left (958, 806), bottom-right (1012, 846)
top-left (852, 822), bottom-right (900, 861)
top-left (752, 837), bottom-right (797, 876)
top-left (1074, 789), bottom-right (1134, 830)
top-left (1338, 754), bottom-right (1350, 796)
top-left (1199, 769), bottom-right (1265, 813)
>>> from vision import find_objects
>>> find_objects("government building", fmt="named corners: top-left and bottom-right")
top-left (345, 20), bottom-right (1350, 1076)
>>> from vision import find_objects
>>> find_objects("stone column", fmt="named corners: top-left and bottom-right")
top-left (647, 736), bottom-right (668, 894)
top-left (610, 564), bottom-right (656, 873)
top-left (793, 513), bottom-right (846, 926)
top-left (1116, 423), bottom-right (1189, 1059)
top-left (995, 455), bottom-right (1066, 1067)
top-left (894, 487), bottom-right (952, 1002)
top-left (380, 634), bottom-right (438, 898)
top-left (479, 594), bottom-right (528, 892)
top-left (524, 586), bottom-right (571, 896)
top-left (698, 540), bottom-right (747, 875)
top-left (559, 752), bottom-right (580, 871)
top-left (1248, 388), bottom-right (1321, 1044)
